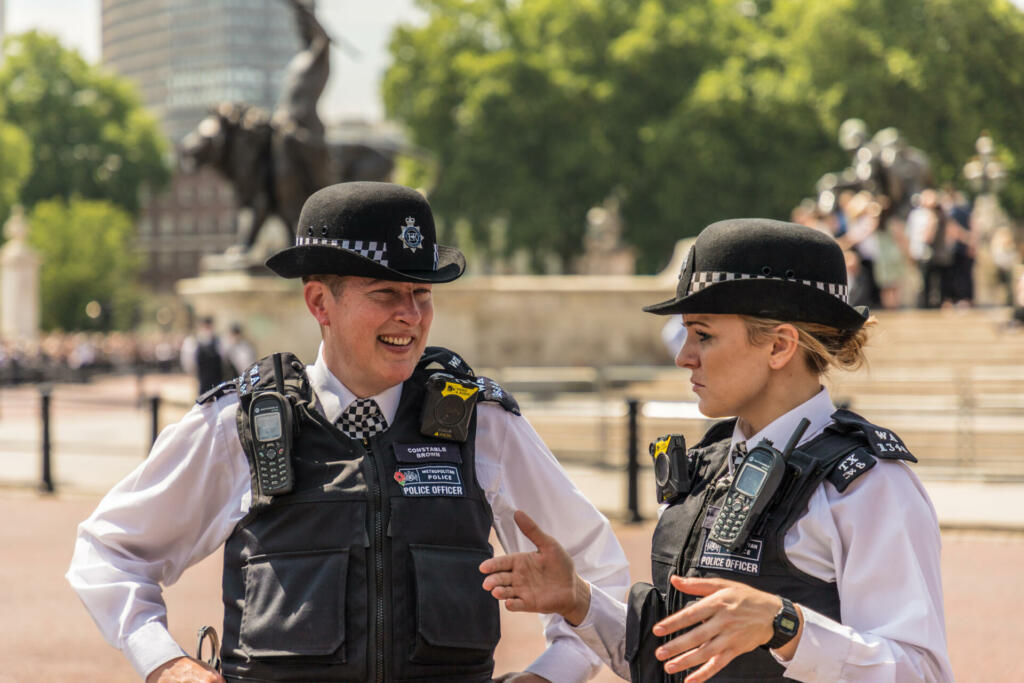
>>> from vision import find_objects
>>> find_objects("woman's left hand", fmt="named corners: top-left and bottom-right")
top-left (652, 576), bottom-right (802, 683)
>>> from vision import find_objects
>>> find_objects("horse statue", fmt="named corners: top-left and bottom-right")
top-left (178, 0), bottom-right (395, 254)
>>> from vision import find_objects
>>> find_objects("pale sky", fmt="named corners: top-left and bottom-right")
top-left (2, 0), bottom-right (424, 122)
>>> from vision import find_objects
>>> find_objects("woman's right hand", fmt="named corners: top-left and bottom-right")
top-left (479, 510), bottom-right (592, 626)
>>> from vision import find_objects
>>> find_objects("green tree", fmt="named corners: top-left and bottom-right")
top-left (0, 120), bottom-right (32, 224)
top-left (28, 198), bottom-right (141, 331)
top-left (774, 0), bottom-right (1024, 216)
top-left (386, 0), bottom-right (1024, 271)
top-left (0, 31), bottom-right (169, 215)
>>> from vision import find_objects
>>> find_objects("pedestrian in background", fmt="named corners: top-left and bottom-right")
top-left (179, 316), bottom-right (229, 394)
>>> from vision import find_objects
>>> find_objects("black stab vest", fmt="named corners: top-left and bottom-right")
top-left (627, 410), bottom-right (916, 682)
top-left (215, 349), bottom-right (501, 682)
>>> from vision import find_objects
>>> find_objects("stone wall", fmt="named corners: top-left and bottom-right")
top-left (177, 240), bottom-right (691, 368)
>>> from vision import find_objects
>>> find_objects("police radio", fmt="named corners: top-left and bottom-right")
top-left (709, 418), bottom-right (810, 552)
top-left (649, 434), bottom-right (690, 504)
top-left (248, 391), bottom-right (295, 496)
top-left (420, 372), bottom-right (479, 442)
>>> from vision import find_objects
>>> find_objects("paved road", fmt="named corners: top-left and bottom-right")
top-left (1, 490), bottom-right (1022, 682)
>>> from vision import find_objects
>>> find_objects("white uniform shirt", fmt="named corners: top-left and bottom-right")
top-left (572, 388), bottom-right (954, 682)
top-left (67, 345), bottom-right (631, 682)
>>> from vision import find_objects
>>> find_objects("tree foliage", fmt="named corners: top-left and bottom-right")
top-left (385, 0), bottom-right (1024, 271)
top-left (28, 198), bottom-right (141, 331)
top-left (0, 120), bottom-right (32, 225)
top-left (0, 31), bottom-right (169, 215)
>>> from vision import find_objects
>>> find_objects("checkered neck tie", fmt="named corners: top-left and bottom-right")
top-left (731, 441), bottom-right (748, 470)
top-left (338, 398), bottom-right (388, 440)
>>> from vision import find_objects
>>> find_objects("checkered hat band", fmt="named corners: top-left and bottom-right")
top-left (294, 237), bottom-right (389, 267)
top-left (688, 271), bottom-right (849, 303)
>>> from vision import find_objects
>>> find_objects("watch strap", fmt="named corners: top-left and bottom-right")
top-left (764, 596), bottom-right (800, 650)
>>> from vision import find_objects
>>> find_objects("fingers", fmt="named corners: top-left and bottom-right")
top-left (670, 575), bottom-right (731, 596)
top-left (513, 509), bottom-right (558, 551)
top-left (503, 597), bottom-right (529, 612)
top-left (653, 598), bottom-right (715, 637)
top-left (481, 570), bottom-right (516, 590)
top-left (479, 554), bottom-right (515, 575)
top-left (680, 650), bottom-right (732, 683)
top-left (656, 617), bottom-right (716, 661)
top-left (658, 630), bottom-right (733, 681)
top-left (653, 577), bottom-right (736, 636)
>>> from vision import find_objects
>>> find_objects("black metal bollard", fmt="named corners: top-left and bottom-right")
top-left (626, 398), bottom-right (642, 523)
top-left (39, 385), bottom-right (54, 494)
top-left (149, 395), bottom-right (161, 451)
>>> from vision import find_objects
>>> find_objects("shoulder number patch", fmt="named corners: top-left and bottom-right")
top-left (827, 450), bottom-right (877, 492)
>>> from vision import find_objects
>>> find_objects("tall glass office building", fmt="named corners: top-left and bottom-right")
top-left (102, 0), bottom-right (302, 143)
top-left (102, 0), bottom-right (307, 288)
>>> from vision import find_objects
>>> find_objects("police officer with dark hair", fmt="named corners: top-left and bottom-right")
top-left (68, 182), bottom-right (629, 683)
top-left (481, 219), bottom-right (953, 681)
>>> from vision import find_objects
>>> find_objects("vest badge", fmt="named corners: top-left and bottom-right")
top-left (395, 464), bottom-right (464, 497)
top-left (697, 536), bottom-right (763, 576)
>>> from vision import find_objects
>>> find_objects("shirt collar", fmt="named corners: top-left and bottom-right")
top-left (306, 342), bottom-right (404, 426)
top-left (729, 387), bottom-right (836, 472)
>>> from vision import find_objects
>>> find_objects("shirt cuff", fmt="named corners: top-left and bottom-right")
top-left (525, 636), bottom-right (601, 683)
top-left (772, 605), bottom-right (849, 681)
top-left (122, 620), bottom-right (188, 680)
top-left (570, 583), bottom-right (628, 675)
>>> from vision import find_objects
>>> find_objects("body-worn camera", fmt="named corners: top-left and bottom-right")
top-left (649, 434), bottom-right (689, 504)
top-left (420, 372), bottom-right (479, 442)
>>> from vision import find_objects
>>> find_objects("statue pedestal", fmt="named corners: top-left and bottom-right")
top-left (176, 271), bottom-right (322, 364)
top-left (176, 238), bottom-right (694, 369)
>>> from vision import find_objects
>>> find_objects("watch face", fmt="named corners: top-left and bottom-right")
top-left (778, 614), bottom-right (798, 634)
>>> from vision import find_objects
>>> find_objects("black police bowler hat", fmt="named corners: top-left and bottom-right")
top-left (266, 182), bottom-right (466, 283)
top-left (644, 218), bottom-right (869, 331)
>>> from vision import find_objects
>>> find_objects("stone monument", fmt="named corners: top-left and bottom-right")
top-left (963, 132), bottom-right (1019, 306)
top-left (0, 206), bottom-right (40, 342)
top-left (575, 194), bottom-right (637, 275)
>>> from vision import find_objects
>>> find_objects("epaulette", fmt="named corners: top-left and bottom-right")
top-left (417, 346), bottom-right (475, 377)
top-left (235, 352), bottom-right (311, 405)
top-left (474, 375), bottom-right (520, 416)
top-left (825, 446), bottom-right (878, 493)
top-left (826, 409), bottom-right (916, 462)
top-left (196, 379), bottom-right (239, 405)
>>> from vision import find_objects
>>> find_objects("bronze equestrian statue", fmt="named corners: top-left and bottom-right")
top-left (179, 0), bottom-right (394, 252)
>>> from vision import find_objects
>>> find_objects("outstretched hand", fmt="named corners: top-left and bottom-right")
top-left (651, 576), bottom-right (802, 683)
top-left (479, 510), bottom-right (591, 625)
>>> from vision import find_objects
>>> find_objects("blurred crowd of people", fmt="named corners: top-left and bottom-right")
top-left (792, 186), bottom-right (994, 310)
top-left (0, 331), bottom-right (186, 385)
top-left (0, 320), bottom-right (257, 388)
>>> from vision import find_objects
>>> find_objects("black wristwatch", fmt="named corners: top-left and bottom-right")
top-left (763, 596), bottom-right (800, 650)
